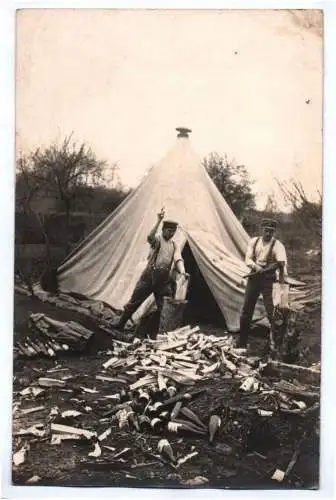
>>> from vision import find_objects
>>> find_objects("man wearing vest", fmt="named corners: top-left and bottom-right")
top-left (115, 209), bottom-right (187, 331)
top-left (238, 218), bottom-right (288, 349)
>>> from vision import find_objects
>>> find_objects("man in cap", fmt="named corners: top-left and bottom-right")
top-left (238, 218), bottom-right (288, 348)
top-left (115, 209), bottom-right (187, 331)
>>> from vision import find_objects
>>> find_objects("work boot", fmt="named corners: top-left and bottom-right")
top-left (234, 342), bottom-right (248, 354)
top-left (236, 335), bottom-right (248, 349)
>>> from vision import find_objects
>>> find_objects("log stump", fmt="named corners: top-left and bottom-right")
top-left (158, 297), bottom-right (188, 334)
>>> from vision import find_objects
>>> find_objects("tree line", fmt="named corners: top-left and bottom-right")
top-left (16, 134), bottom-right (321, 250)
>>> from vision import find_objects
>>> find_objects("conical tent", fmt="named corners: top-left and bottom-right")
top-left (58, 129), bottom-right (264, 331)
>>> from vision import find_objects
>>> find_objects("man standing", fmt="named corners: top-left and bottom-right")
top-left (238, 218), bottom-right (287, 348)
top-left (115, 209), bottom-right (187, 331)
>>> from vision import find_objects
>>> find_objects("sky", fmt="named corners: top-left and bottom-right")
top-left (15, 8), bottom-right (323, 210)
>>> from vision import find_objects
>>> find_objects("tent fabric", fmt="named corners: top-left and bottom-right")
top-left (57, 134), bottom-right (263, 331)
top-left (186, 230), bottom-right (265, 330)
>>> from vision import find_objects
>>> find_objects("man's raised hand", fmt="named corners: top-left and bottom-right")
top-left (157, 207), bottom-right (165, 221)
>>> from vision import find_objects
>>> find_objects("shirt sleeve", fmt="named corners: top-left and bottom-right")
top-left (274, 240), bottom-right (288, 275)
top-left (245, 237), bottom-right (257, 269)
top-left (273, 240), bottom-right (287, 262)
top-left (173, 243), bottom-right (183, 264)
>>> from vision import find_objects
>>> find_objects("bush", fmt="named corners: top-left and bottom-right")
top-left (15, 211), bottom-right (106, 247)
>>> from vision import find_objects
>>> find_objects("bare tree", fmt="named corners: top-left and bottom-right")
top-left (264, 194), bottom-right (279, 214)
top-left (29, 135), bottom-right (107, 249)
top-left (275, 179), bottom-right (322, 243)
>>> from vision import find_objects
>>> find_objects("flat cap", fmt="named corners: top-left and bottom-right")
top-left (162, 220), bottom-right (178, 230)
top-left (261, 218), bottom-right (277, 230)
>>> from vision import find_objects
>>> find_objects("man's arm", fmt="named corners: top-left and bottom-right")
top-left (175, 259), bottom-right (186, 275)
top-left (274, 241), bottom-right (288, 284)
top-left (147, 209), bottom-right (165, 247)
top-left (173, 243), bottom-right (187, 276)
top-left (245, 237), bottom-right (263, 272)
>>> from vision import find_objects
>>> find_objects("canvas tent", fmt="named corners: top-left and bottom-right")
top-left (57, 128), bottom-right (265, 331)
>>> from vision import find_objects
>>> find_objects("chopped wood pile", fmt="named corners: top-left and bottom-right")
top-left (290, 279), bottom-right (321, 311)
top-left (14, 313), bottom-right (93, 358)
top-left (12, 324), bottom-right (320, 486)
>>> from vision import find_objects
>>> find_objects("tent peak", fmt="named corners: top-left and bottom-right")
top-left (176, 127), bottom-right (192, 138)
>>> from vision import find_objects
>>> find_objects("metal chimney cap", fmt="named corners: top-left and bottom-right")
top-left (176, 127), bottom-right (192, 138)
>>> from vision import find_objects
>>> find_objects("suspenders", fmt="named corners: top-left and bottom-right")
top-left (252, 237), bottom-right (277, 265)
top-left (149, 238), bottom-right (176, 271)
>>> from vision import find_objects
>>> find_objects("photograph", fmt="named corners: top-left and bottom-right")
top-left (12, 8), bottom-right (322, 490)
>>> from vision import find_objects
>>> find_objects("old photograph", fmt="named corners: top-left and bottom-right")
top-left (12, 8), bottom-right (322, 490)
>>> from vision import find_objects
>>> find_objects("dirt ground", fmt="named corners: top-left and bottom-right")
top-left (11, 291), bottom-right (320, 490)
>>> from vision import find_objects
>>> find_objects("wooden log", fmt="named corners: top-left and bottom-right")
top-left (158, 339), bottom-right (189, 352)
top-left (273, 382), bottom-right (319, 400)
top-left (158, 297), bottom-right (188, 334)
top-left (263, 360), bottom-right (320, 385)
top-left (51, 423), bottom-right (95, 439)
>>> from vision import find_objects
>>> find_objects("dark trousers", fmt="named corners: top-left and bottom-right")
top-left (239, 275), bottom-right (275, 347)
top-left (119, 268), bottom-right (174, 326)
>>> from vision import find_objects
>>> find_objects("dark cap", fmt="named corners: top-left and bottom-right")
top-left (261, 218), bottom-right (277, 230)
top-left (162, 220), bottom-right (178, 230)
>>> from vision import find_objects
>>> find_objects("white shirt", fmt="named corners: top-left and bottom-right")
top-left (148, 234), bottom-right (183, 270)
top-left (245, 236), bottom-right (288, 276)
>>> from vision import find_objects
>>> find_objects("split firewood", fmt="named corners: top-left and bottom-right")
top-left (50, 423), bottom-right (95, 440)
top-left (264, 360), bottom-right (320, 384)
top-left (158, 373), bottom-right (167, 392)
top-left (273, 381), bottom-right (319, 400)
top-left (88, 442), bottom-right (102, 458)
top-left (38, 378), bottom-right (65, 388)
top-left (51, 434), bottom-right (82, 444)
top-left (61, 410), bottom-right (82, 418)
top-left (181, 475), bottom-right (209, 486)
top-left (80, 386), bottom-right (98, 394)
top-left (16, 342), bottom-right (32, 357)
top-left (158, 439), bottom-right (175, 462)
top-left (129, 375), bottom-right (155, 391)
top-left (209, 415), bottom-right (221, 443)
top-left (177, 451), bottom-right (198, 467)
top-left (284, 449), bottom-right (300, 477)
top-left (26, 475), bottom-right (41, 484)
top-left (13, 444), bottom-right (30, 466)
top-left (19, 386), bottom-right (45, 397)
top-left (202, 361), bottom-right (220, 375)
top-left (157, 351), bottom-right (194, 362)
top-left (159, 339), bottom-right (189, 352)
top-left (239, 377), bottom-right (259, 392)
top-left (26, 337), bottom-right (42, 355)
top-left (257, 409), bottom-right (273, 417)
top-left (102, 357), bottom-right (118, 369)
top-left (113, 447), bottom-right (131, 459)
top-left (221, 350), bottom-right (238, 373)
top-left (171, 401), bottom-right (183, 420)
top-left (170, 418), bottom-right (207, 435)
top-left (96, 375), bottom-right (128, 384)
top-left (103, 445), bottom-right (116, 452)
top-left (159, 354), bottom-right (167, 367)
top-left (141, 366), bottom-right (200, 382)
top-left (126, 408), bottom-right (139, 430)
top-left (179, 407), bottom-right (206, 429)
top-left (15, 424), bottom-right (46, 438)
top-left (19, 406), bottom-right (45, 415)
